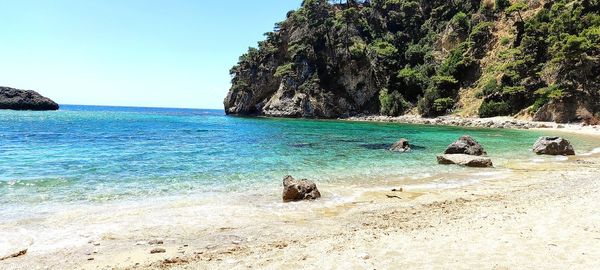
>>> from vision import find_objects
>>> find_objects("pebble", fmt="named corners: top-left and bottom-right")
top-left (358, 252), bottom-right (371, 260)
top-left (148, 239), bottom-right (164, 245)
top-left (150, 248), bottom-right (166, 254)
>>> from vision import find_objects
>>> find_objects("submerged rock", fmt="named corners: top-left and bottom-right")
top-left (437, 154), bottom-right (493, 168)
top-left (389, 138), bottom-right (411, 152)
top-left (444, 135), bottom-right (487, 156)
top-left (0, 86), bottom-right (59, 111)
top-left (282, 175), bottom-right (321, 202)
top-left (532, 136), bottom-right (575, 156)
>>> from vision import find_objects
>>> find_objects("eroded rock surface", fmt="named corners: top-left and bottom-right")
top-left (532, 136), bottom-right (575, 156)
top-left (437, 154), bottom-right (493, 168)
top-left (282, 175), bottom-right (321, 202)
top-left (444, 135), bottom-right (487, 156)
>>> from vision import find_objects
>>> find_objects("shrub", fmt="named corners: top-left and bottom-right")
top-left (431, 75), bottom-right (459, 97)
top-left (274, 63), bottom-right (295, 78)
top-left (450, 12), bottom-right (470, 33)
top-left (417, 87), bottom-right (454, 117)
top-left (370, 40), bottom-right (398, 57)
top-left (349, 39), bottom-right (367, 58)
top-left (433, 98), bottom-right (454, 113)
top-left (379, 88), bottom-right (410, 116)
top-left (495, 0), bottom-right (510, 12)
top-left (469, 22), bottom-right (494, 57)
top-left (531, 85), bottom-right (564, 113)
top-left (479, 100), bottom-right (511, 117)
top-left (481, 77), bottom-right (499, 96)
top-left (397, 67), bottom-right (427, 100)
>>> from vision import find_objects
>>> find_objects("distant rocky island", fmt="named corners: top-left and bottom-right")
top-left (0, 86), bottom-right (59, 111)
top-left (224, 0), bottom-right (599, 124)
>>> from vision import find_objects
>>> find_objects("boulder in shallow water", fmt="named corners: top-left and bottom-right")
top-left (389, 138), bottom-right (411, 152)
top-left (444, 135), bottom-right (487, 156)
top-left (282, 175), bottom-right (321, 202)
top-left (437, 154), bottom-right (493, 167)
top-left (532, 136), bottom-right (575, 156)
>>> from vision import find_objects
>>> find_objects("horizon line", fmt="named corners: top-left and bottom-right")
top-left (60, 103), bottom-right (225, 111)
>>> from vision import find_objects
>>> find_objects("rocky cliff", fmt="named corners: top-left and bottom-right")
top-left (224, 0), bottom-right (600, 123)
top-left (0, 86), bottom-right (59, 111)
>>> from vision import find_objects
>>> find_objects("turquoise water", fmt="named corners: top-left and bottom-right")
top-left (1, 105), bottom-right (598, 210)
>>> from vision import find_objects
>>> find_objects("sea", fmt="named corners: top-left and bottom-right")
top-left (1, 104), bottom-right (598, 223)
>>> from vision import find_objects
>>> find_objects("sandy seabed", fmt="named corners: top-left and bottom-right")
top-left (1, 123), bottom-right (600, 270)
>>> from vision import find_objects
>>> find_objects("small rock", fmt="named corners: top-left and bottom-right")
top-left (444, 135), bottom-right (487, 156)
top-left (282, 175), bottom-right (321, 202)
top-left (148, 239), bottom-right (164, 245)
top-left (87, 257), bottom-right (94, 261)
top-left (358, 252), bottom-right (371, 260)
top-left (437, 154), bottom-right (493, 168)
top-left (532, 136), bottom-right (575, 156)
top-left (150, 248), bottom-right (166, 254)
top-left (389, 138), bottom-right (411, 152)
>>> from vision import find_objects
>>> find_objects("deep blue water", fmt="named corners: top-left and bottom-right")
top-left (0, 105), bottom-right (597, 206)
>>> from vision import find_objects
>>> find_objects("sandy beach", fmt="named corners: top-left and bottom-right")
top-left (1, 118), bottom-right (599, 269)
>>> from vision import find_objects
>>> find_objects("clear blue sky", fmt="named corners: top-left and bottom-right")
top-left (0, 0), bottom-right (300, 109)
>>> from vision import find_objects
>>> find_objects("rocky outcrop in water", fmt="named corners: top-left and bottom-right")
top-left (444, 135), bottom-right (487, 156)
top-left (389, 138), bottom-right (411, 152)
top-left (437, 154), bottom-right (493, 168)
top-left (282, 175), bottom-right (321, 202)
top-left (438, 135), bottom-right (492, 167)
top-left (0, 86), bottom-right (59, 111)
top-left (532, 137), bottom-right (575, 156)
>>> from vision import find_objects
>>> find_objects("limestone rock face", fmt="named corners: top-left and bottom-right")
top-left (0, 86), bottom-right (59, 111)
top-left (436, 154), bottom-right (493, 167)
top-left (389, 138), bottom-right (411, 152)
top-left (444, 135), bottom-right (487, 156)
top-left (532, 136), bottom-right (575, 156)
top-left (282, 175), bottom-right (321, 202)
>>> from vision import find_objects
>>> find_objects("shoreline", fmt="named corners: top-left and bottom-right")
top-left (343, 114), bottom-right (600, 137)
top-left (2, 151), bottom-right (600, 269)
top-left (2, 113), bottom-right (600, 269)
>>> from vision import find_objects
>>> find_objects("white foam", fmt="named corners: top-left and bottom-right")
top-left (406, 178), bottom-right (481, 190)
top-left (579, 147), bottom-right (600, 156)
top-left (555, 156), bottom-right (569, 161)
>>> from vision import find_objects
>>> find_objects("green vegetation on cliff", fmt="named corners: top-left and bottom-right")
top-left (225, 0), bottom-right (600, 123)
